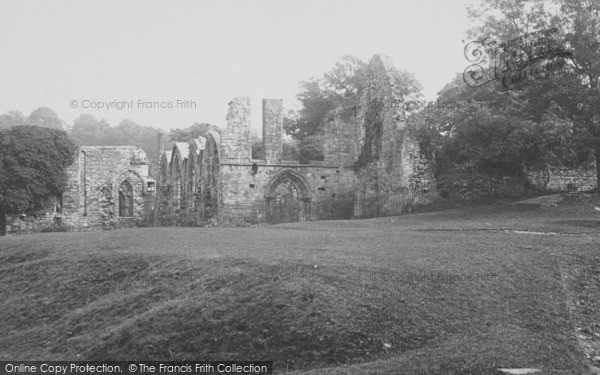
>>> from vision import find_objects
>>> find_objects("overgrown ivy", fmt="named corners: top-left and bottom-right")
top-left (354, 106), bottom-right (382, 171)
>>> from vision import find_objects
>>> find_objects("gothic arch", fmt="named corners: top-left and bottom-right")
top-left (118, 180), bottom-right (133, 217)
top-left (116, 169), bottom-right (145, 189)
top-left (264, 169), bottom-right (312, 200)
top-left (114, 170), bottom-right (145, 220)
top-left (264, 170), bottom-right (312, 223)
top-left (170, 142), bottom-right (189, 176)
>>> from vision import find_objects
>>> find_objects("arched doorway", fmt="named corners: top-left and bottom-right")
top-left (270, 180), bottom-right (301, 223)
top-left (264, 170), bottom-right (312, 224)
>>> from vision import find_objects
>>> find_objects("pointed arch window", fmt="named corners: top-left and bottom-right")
top-left (118, 180), bottom-right (134, 217)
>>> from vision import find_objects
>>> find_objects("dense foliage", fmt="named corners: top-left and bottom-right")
top-left (286, 55), bottom-right (422, 163)
top-left (410, 0), bottom-right (600, 181)
top-left (168, 122), bottom-right (221, 143)
top-left (0, 126), bottom-right (77, 215)
top-left (0, 107), bottom-right (64, 131)
top-left (69, 115), bottom-right (161, 163)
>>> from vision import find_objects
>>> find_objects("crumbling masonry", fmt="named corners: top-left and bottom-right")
top-left (3, 55), bottom-right (439, 233)
top-left (154, 54), bottom-right (437, 226)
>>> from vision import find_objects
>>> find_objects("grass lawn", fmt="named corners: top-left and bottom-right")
top-left (1, 203), bottom-right (599, 374)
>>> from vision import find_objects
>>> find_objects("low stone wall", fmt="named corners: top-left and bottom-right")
top-left (4, 213), bottom-right (54, 235)
top-left (436, 174), bottom-right (529, 201)
top-left (354, 190), bottom-right (438, 218)
top-left (525, 164), bottom-right (597, 193)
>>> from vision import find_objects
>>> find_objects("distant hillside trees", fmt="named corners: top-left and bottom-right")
top-left (0, 107), bottom-right (65, 131)
top-left (69, 115), bottom-right (161, 163)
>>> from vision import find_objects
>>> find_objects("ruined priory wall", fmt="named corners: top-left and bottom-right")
top-left (222, 97), bottom-right (252, 162)
top-left (262, 99), bottom-right (284, 164)
top-left (219, 163), bottom-right (356, 226)
top-left (5, 146), bottom-right (151, 234)
top-left (354, 55), bottom-right (437, 217)
top-left (63, 146), bottom-right (149, 229)
top-left (323, 108), bottom-right (358, 167)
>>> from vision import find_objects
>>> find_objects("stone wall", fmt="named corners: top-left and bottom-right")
top-left (4, 146), bottom-right (154, 235)
top-left (323, 108), bottom-right (358, 167)
top-left (353, 55), bottom-right (437, 216)
top-left (525, 164), bottom-right (597, 193)
top-left (219, 163), bottom-right (356, 226)
top-left (218, 97), bottom-right (356, 226)
top-left (222, 97), bottom-right (252, 162)
top-left (155, 133), bottom-right (221, 227)
top-left (69, 146), bottom-right (151, 229)
top-left (436, 174), bottom-right (528, 201)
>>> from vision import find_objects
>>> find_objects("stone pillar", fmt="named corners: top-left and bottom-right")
top-left (223, 97), bottom-right (251, 161)
top-left (262, 99), bottom-right (283, 164)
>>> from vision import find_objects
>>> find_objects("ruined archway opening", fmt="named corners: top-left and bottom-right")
top-left (118, 180), bottom-right (133, 217)
top-left (265, 170), bottom-right (312, 224)
top-left (267, 179), bottom-right (301, 224)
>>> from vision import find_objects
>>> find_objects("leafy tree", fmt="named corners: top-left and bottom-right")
top-left (69, 115), bottom-right (160, 163)
top-left (0, 111), bottom-right (27, 130)
top-left (1, 107), bottom-right (65, 131)
top-left (413, 0), bottom-right (599, 183)
top-left (113, 119), bottom-right (160, 162)
top-left (286, 55), bottom-right (421, 163)
top-left (69, 114), bottom-right (112, 145)
top-left (27, 107), bottom-right (64, 130)
top-left (282, 139), bottom-right (299, 161)
top-left (0, 126), bottom-right (77, 222)
top-left (298, 135), bottom-right (324, 164)
top-left (169, 123), bottom-right (221, 142)
top-left (252, 138), bottom-right (298, 161)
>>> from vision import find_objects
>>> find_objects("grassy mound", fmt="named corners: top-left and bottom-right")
top-left (1, 250), bottom-right (441, 370)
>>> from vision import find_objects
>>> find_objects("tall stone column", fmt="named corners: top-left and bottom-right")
top-left (262, 99), bottom-right (283, 164)
top-left (223, 97), bottom-right (251, 161)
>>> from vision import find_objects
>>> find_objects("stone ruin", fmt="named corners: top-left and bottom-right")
top-left (8, 53), bottom-right (596, 234)
top-left (4, 54), bottom-right (440, 233)
top-left (152, 54), bottom-right (438, 227)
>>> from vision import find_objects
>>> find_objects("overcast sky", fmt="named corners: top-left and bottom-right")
top-left (0, 0), bottom-right (477, 134)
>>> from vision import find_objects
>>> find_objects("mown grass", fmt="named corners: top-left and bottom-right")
top-left (1, 203), bottom-right (599, 374)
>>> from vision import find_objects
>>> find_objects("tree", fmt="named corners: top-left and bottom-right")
top-left (286, 55), bottom-right (422, 163)
top-left (298, 135), bottom-right (324, 164)
top-left (0, 111), bottom-right (27, 130)
top-left (113, 119), bottom-right (160, 162)
top-left (27, 107), bottom-right (64, 130)
top-left (69, 114), bottom-right (112, 145)
top-left (69, 115), bottom-right (161, 163)
top-left (412, 0), bottom-right (599, 181)
top-left (169, 123), bottom-right (221, 142)
top-left (0, 126), bottom-right (77, 223)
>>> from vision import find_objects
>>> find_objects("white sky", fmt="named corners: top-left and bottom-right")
top-left (0, 0), bottom-right (477, 135)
